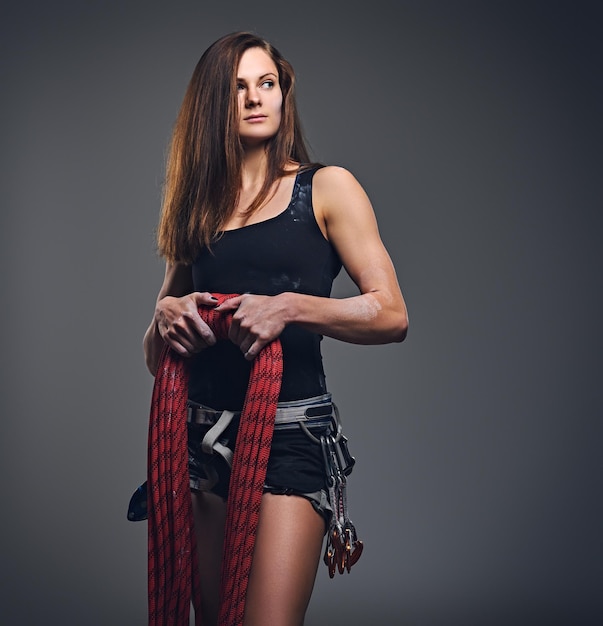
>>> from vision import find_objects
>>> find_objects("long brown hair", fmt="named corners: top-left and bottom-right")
top-left (157, 32), bottom-right (312, 263)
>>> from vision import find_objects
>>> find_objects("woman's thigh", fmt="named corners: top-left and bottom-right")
top-left (192, 490), bottom-right (227, 626)
top-left (244, 493), bottom-right (325, 626)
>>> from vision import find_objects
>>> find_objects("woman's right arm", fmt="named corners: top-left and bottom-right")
top-left (143, 263), bottom-right (218, 375)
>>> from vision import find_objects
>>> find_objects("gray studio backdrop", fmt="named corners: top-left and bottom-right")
top-left (1, 1), bottom-right (601, 625)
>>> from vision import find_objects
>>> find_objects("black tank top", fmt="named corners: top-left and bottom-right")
top-left (188, 165), bottom-right (342, 410)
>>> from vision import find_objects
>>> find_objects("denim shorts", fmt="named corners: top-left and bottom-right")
top-left (187, 394), bottom-right (336, 522)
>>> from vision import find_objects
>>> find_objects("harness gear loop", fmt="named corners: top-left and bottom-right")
top-left (147, 293), bottom-right (283, 626)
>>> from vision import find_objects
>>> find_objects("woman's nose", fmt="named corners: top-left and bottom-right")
top-left (246, 87), bottom-right (261, 106)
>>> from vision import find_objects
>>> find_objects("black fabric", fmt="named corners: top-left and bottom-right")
top-left (187, 419), bottom-right (331, 499)
top-left (189, 165), bottom-right (342, 409)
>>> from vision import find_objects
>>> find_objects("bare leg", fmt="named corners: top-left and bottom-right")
top-left (244, 493), bottom-right (326, 626)
top-left (191, 490), bottom-right (227, 626)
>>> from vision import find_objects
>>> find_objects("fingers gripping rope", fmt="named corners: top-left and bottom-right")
top-left (147, 294), bottom-right (283, 626)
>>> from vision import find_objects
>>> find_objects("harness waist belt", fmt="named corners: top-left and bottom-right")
top-left (187, 393), bottom-right (333, 426)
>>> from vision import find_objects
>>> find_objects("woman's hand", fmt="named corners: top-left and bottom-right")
top-left (155, 291), bottom-right (219, 357)
top-left (216, 294), bottom-right (288, 360)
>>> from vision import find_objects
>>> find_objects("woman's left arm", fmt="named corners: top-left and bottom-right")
top-left (219, 166), bottom-right (408, 358)
top-left (286, 165), bottom-right (408, 343)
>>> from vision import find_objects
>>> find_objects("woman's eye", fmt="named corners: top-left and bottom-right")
top-left (236, 83), bottom-right (246, 91)
top-left (260, 80), bottom-right (274, 89)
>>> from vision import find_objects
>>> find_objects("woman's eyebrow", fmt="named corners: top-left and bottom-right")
top-left (237, 72), bottom-right (278, 82)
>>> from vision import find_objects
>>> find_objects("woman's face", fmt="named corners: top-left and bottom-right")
top-left (236, 47), bottom-right (283, 147)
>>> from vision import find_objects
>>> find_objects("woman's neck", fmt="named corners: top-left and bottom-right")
top-left (240, 146), bottom-right (269, 192)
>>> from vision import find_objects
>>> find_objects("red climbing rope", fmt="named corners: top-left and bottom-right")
top-left (147, 294), bottom-right (283, 626)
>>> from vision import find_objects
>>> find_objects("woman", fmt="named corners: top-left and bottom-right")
top-left (143, 31), bottom-right (408, 626)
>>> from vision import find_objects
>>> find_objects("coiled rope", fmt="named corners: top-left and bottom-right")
top-left (147, 293), bottom-right (283, 625)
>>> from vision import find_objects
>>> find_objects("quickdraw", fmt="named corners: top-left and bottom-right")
top-left (302, 406), bottom-right (364, 577)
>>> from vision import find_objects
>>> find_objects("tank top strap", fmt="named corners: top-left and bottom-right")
top-left (289, 164), bottom-right (324, 224)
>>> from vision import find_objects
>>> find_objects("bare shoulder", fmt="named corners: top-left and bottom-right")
top-left (313, 165), bottom-right (374, 227)
top-left (313, 165), bottom-right (365, 197)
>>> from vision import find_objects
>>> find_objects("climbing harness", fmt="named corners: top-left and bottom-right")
top-left (186, 394), bottom-right (334, 494)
